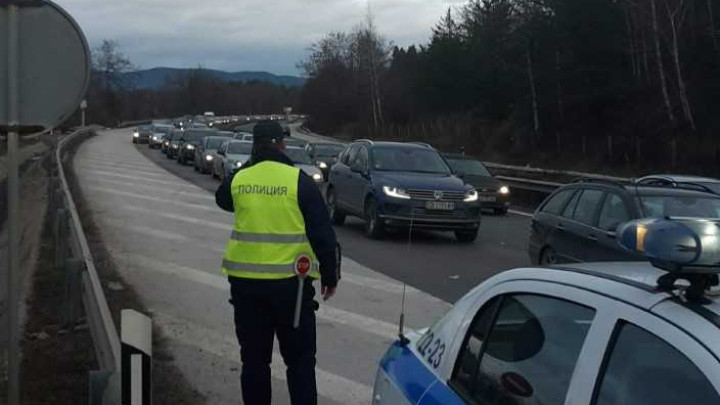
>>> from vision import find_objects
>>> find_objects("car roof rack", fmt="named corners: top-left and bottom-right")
top-left (574, 178), bottom-right (628, 188)
top-left (409, 142), bottom-right (434, 149)
top-left (636, 176), bottom-right (718, 195)
top-left (355, 139), bottom-right (374, 145)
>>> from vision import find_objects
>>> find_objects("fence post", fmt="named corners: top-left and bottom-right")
top-left (63, 259), bottom-right (84, 327)
top-left (121, 310), bottom-right (152, 405)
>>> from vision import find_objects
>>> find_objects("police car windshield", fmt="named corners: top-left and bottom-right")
top-left (314, 145), bottom-right (344, 157)
top-left (227, 142), bottom-right (253, 154)
top-left (285, 148), bottom-right (313, 165)
top-left (640, 195), bottom-right (720, 218)
top-left (372, 148), bottom-right (451, 174)
top-left (445, 158), bottom-right (492, 177)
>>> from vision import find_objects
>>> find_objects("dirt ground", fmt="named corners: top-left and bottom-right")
top-left (0, 132), bottom-right (205, 404)
top-left (61, 132), bottom-right (206, 405)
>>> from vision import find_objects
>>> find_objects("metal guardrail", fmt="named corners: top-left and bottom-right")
top-left (55, 129), bottom-right (121, 404)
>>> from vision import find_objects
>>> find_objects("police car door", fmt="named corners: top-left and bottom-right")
top-left (413, 279), bottom-right (622, 405)
top-left (583, 302), bottom-right (720, 404)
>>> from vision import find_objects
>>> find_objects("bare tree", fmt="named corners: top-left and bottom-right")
top-left (664, 0), bottom-right (695, 131)
top-left (650, 0), bottom-right (676, 124)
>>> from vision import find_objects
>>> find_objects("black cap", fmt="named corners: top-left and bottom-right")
top-left (253, 120), bottom-right (286, 142)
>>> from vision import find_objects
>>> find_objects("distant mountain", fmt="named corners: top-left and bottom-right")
top-left (123, 67), bottom-right (305, 89)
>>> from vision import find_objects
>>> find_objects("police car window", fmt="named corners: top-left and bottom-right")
top-left (458, 294), bottom-right (595, 405)
top-left (562, 190), bottom-right (582, 218)
top-left (593, 322), bottom-right (719, 405)
top-left (572, 190), bottom-right (604, 225)
top-left (541, 189), bottom-right (575, 215)
top-left (598, 194), bottom-right (630, 231)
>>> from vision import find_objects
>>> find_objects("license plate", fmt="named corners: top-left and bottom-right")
top-left (426, 201), bottom-right (455, 210)
top-left (479, 195), bottom-right (497, 202)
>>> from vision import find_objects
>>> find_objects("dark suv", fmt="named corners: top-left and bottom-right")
top-left (177, 129), bottom-right (217, 165)
top-left (326, 140), bottom-right (482, 242)
top-left (529, 179), bottom-right (720, 265)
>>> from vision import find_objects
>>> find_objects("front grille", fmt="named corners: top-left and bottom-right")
top-left (407, 189), bottom-right (465, 202)
top-left (410, 208), bottom-right (468, 218)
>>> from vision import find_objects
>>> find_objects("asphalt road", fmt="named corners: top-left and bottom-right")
top-left (134, 127), bottom-right (533, 303)
top-left (74, 129), bottom-right (451, 404)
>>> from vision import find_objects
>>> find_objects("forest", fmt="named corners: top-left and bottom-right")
top-left (298, 0), bottom-right (720, 174)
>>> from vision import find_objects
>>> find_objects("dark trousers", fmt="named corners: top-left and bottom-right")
top-left (229, 277), bottom-right (318, 405)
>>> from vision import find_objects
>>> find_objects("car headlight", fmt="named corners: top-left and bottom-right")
top-left (133, 133), bottom-right (139, 138)
top-left (205, 155), bottom-right (213, 162)
top-left (312, 173), bottom-right (323, 182)
top-left (499, 186), bottom-right (510, 195)
top-left (236, 161), bottom-right (243, 168)
top-left (318, 161), bottom-right (328, 169)
top-left (152, 136), bottom-right (158, 141)
top-left (164, 141), bottom-right (169, 146)
top-left (186, 144), bottom-right (195, 150)
top-left (383, 186), bottom-right (411, 199)
top-left (172, 144), bottom-right (179, 149)
top-left (464, 189), bottom-right (479, 202)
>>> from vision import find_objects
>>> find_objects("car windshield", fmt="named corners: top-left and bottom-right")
top-left (206, 138), bottom-right (227, 149)
top-left (227, 142), bottom-right (253, 154)
top-left (445, 158), bottom-right (492, 176)
top-left (138, 125), bottom-right (152, 132)
top-left (285, 148), bottom-right (313, 165)
top-left (184, 131), bottom-right (213, 142)
top-left (372, 147), bottom-right (451, 174)
top-left (695, 182), bottom-right (720, 195)
top-left (314, 144), bottom-right (345, 157)
top-left (153, 126), bottom-right (173, 134)
top-left (639, 195), bottom-right (720, 218)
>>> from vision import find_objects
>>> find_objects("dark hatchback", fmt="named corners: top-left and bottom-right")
top-left (529, 179), bottom-right (720, 265)
top-left (327, 141), bottom-right (482, 242)
top-left (307, 143), bottom-right (345, 180)
top-left (443, 154), bottom-right (511, 215)
top-left (177, 129), bottom-right (217, 165)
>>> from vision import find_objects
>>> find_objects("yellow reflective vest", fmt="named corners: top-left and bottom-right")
top-left (221, 161), bottom-right (319, 280)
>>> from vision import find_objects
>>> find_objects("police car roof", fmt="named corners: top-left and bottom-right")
top-left (549, 262), bottom-right (720, 321)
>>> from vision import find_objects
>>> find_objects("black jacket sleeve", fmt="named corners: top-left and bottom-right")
top-left (215, 173), bottom-right (235, 212)
top-left (297, 173), bottom-right (339, 288)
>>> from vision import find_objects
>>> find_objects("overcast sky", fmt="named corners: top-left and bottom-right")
top-left (57, 0), bottom-right (464, 76)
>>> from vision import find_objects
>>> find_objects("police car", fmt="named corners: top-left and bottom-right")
top-left (373, 218), bottom-right (720, 404)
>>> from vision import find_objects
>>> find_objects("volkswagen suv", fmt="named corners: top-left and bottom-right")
top-left (326, 140), bottom-right (482, 242)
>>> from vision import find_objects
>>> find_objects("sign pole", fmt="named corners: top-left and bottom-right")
top-left (6, 3), bottom-right (21, 404)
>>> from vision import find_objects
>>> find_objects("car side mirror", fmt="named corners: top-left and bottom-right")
top-left (455, 170), bottom-right (466, 179)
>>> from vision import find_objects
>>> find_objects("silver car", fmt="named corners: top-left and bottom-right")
top-left (213, 140), bottom-right (253, 181)
top-left (285, 146), bottom-right (324, 183)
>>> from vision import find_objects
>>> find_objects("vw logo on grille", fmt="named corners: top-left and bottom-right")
top-left (434, 191), bottom-right (444, 200)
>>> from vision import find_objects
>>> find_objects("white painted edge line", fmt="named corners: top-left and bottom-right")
top-left (123, 253), bottom-right (400, 341)
top-left (508, 209), bottom-right (533, 218)
top-left (153, 312), bottom-right (372, 405)
top-left (80, 176), bottom-right (214, 201)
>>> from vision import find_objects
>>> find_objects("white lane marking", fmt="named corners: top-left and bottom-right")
top-left (77, 162), bottom-right (178, 180)
top-left (508, 209), bottom-right (533, 218)
top-left (86, 186), bottom-right (221, 214)
top-left (80, 157), bottom-right (159, 172)
top-left (75, 168), bottom-right (201, 190)
top-left (120, 204), bottom-right (231, 232)
top-left (154, 312), bottom-right (372, 405)
top-left (124, 253), bottom-right (400, 341)
top-left (102, 218), bottom-right (190, 242)
top-left (80, 176), bottom-right (214, 201)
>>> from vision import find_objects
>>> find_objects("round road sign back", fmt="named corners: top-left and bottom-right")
top-left (0, 0), bottom-right (90, 133)
top-left (294, 255), bottom-right (312, 277)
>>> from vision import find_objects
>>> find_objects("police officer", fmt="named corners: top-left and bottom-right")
top-left (215, 120), bottom-right (338, 405)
